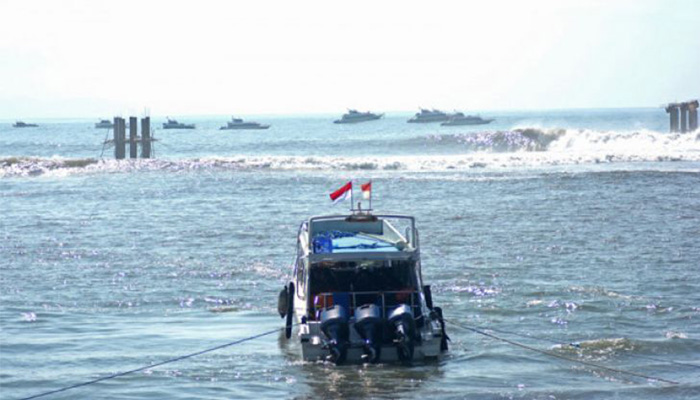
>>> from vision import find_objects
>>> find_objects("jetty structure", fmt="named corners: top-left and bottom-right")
top-left (665, 100), bottom-right (698, 133)
top-left (101, 116), bottom-right (156, 159)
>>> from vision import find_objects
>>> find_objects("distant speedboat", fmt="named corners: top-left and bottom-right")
top-left (407, 108), bottom-right (450, 123)
top-left (441, 113), bottom-right (494, 126)
top-left (334, 110), bottom-right (383, 124)
top-left (220, 116), bottom-right (270, 130)
top-left (13, 121), bottom-right (38, 128)
top-left (95, 119), bottom-right (114, 129)
top-left (162, 118), bottom-right (195, 129)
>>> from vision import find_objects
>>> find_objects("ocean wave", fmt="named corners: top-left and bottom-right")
top-left (2, 128), bottom-right (699, 177)
top-left (426, 127), bottom-right (700, 153)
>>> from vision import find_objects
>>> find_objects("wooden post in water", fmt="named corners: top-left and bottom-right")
top-left (680, 104), bottom-right (689, 133)
top-left (666, 105), bottom-right (679, 133)
top-left (688, 100), bottom-right (699, 132)
top-left (129, 116), bottom-right (138, 159)
top-left (141, 117), bottom-right (151, 158)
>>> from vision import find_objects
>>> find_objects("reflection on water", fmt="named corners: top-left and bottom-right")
top-left (278, 329), bottom-right (444, 399)
top-left (300, 358), bottom-right (444, 399)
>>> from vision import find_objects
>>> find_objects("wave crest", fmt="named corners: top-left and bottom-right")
top-left (2, 128), bottom-right (699, 177)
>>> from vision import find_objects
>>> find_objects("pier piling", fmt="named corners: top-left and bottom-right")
top-left (129, 116), bottom-right (138, 159)
top-left (680, 104), bottom-right (688, 133)
top-left (104, 115), bottom-right (155, 160)
top-left (689, 100), bottom-right (699, 132)
top-left (666, 100), bottom-right (698, 133)
top-left (666, 105), bottom-right (680, 133)
top-left (141, 117), bottom-right (151, 158)
top-left (113, 117), bottom-right (126, 159)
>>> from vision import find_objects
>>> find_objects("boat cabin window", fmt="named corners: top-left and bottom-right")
top-left (296, 258), bottom-right (307, 299)
top-left (309, 260), bottom-right (417, 295)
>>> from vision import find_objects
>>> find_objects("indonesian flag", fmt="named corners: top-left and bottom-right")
top-left (361, 181), bottom-right (371, 200)
top-left (329, 181), bottom-right (352, 203)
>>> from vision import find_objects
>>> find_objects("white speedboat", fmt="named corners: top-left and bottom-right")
top-left (220, 117), bottom-right (270, 130)
top-left (441, 113), bottom-right (493, 126)
top-left (407, 108), bottom-right (450, 123)
top-left (162, 118), bottom-right (195, 129)
top-left (278, 209), bottom-right (449, 364)
top-left (95, 119), bottom-right (114, 129)
top-left (334, 110), bottom-right (383, 124)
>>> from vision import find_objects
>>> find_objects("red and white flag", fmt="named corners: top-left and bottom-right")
top-left (361, 181), bottom-right (371, 200)
top-left (329, 181), bottom-right (352, 203)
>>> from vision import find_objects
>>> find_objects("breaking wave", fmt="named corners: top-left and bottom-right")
top-left (2, 128), bottom-right (699, 177)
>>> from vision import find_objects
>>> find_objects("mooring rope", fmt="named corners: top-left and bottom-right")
top-left (445, 319), bottom-right (680, 385)
top-left (17, 326), bottom-right (288, 400)
top-left (474, 324), bottom-right (700, 370)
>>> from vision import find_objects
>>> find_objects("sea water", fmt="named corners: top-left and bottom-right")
top-left (1, 109), bottom-right (699, 399)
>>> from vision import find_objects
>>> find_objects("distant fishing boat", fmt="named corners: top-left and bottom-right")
top-left (441, 113), bottom-right (494, 126)
top-left (334, 110), bottom-right (383, 124)
top-left (13, 121), bottom-right (38, 128)
top-left (407, 108), bottom-right (450, 123)
top-left (162, 118), bottom-right (195, 129)
top-left (220, 116), bottom-right (270, 130)
top-left (95, 119), bottom-right (114, 129)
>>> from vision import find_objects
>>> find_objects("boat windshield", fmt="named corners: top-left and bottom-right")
top-left (309, 259), bottom-right (417, 294)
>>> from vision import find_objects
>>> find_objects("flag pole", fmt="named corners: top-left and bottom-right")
top-left (369, 180), bottom-right (372, 211)
top-left (350, 180), bottom-right (355, 213)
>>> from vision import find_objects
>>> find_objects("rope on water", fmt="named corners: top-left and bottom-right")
top-left (475, 324), bottom-right (700, 370)
top-left (18, 326), bottom-right (288, 400)
top-left (445, 319), bottom-right (680, 385)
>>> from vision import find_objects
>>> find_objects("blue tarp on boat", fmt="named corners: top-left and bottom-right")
top-left (313, 231), bottom-right (399, 254)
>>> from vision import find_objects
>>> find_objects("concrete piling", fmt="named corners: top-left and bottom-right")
top-left (666, 100), bottom-right (699, 133)
top-left (141, 117), bottom-right (151, 158)
top-left (105, 115), bottom-right (155, 160)
top-left (689, 100), bottom-right (699, 132)
top-left (129, 117), bottom-right (138, 158)
top-left (680, 104), bottom-right (688, 133)
top-left (666, 105), bottom-right (679, 133)
top-left (113, 117), bottom-right (126, 159)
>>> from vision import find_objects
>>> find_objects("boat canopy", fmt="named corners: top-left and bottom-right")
top-left (301, 214), bottom-right (418, 262)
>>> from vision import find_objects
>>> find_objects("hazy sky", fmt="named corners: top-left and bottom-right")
top-left (1, 0), bottom-right (698, 118)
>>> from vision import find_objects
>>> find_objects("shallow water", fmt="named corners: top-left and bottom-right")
top-left (1, 109), bottom-right (699, 399)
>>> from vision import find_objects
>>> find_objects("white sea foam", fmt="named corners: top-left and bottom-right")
top-left (2, 128), bottom-right (698, 178)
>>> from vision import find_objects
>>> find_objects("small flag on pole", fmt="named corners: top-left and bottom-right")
top-left (330, 181), bottom-right (352, 203)
top-left (361, 181), bottom-right (371, 200)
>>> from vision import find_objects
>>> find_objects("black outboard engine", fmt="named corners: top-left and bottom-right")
top-left (320, 305), bottom-right (350, 365)
top-left (388, 304), bottom-right (416, 363)
top-left (353, 304), bottom-right (383, 363)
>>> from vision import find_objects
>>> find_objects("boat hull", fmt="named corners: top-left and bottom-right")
top-left (333, 116), bottom-right (383, 124)
top-left (162, 125), bottom-right (195, 129)
top-left (407, 116), bottom-right (449, 123)
top-left (220, 124), bottom-right (270, 130)
top-left (296, 320), bottom-right (444, 364)
top-left (441, 119), bottom-right (493, 126)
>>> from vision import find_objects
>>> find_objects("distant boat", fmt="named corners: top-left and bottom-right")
top-left (13, 121), bottom-right (38, 128)
top-left (407, 109), bottom-right (450, 123)
top-left (334, 110), bottom-right (383, 124)
top-left (95, 119), bottom-right (114, 129)
top-left (162, 118), bottom-right (195, 129)
top-left (441, 113), bottom-right (494, 126)
top-left (220, 116), bottom-right (270, 130)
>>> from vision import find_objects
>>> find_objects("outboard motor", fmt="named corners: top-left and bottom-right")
top-left (388, 304), bottom-right (416, 363)
top-left (353, 304), bottom-right (383, 363)
top-left (320, 305), bottom-right (350, 365)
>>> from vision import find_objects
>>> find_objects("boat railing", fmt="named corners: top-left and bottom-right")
top-left (312, 290), bottom-right (421, 321)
